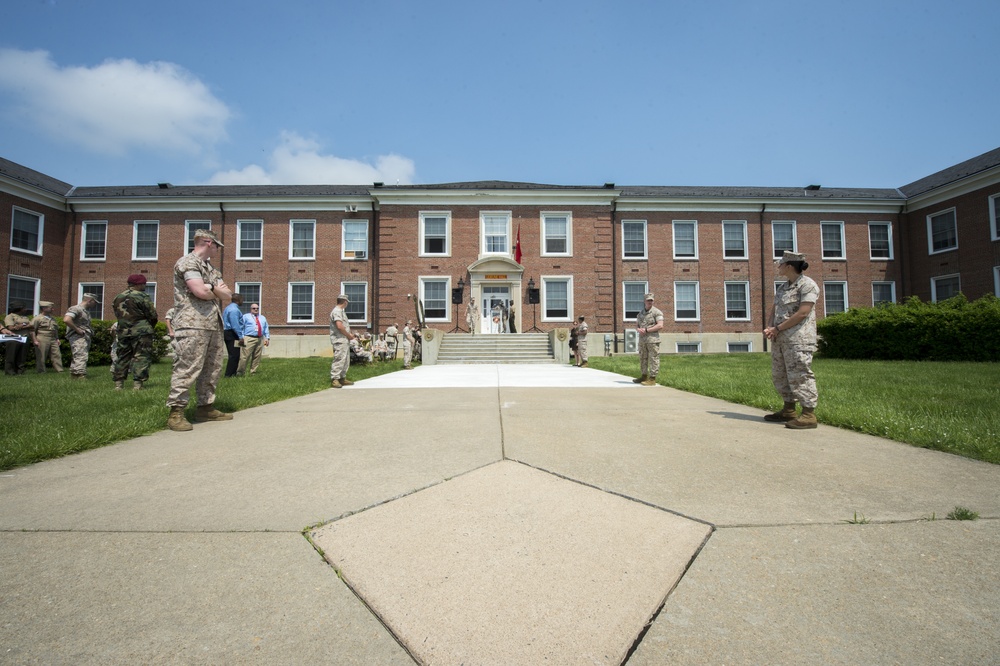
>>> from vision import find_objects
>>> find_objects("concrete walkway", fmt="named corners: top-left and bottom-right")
top-left (1, 365), bottom-right (998, 664)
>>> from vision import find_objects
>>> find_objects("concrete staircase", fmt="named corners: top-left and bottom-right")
top-left (436, 333), bottom-right (556, 364)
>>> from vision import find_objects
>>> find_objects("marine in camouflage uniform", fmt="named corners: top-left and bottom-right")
top-left (111, 274), bottom-right (159, 390)
top-left (634, 293), bottom-right (664, 385)
top-left (329, 295), bottom-right (355, 388)
top-left (63, 294), bottom-right (100, 379)
top-left (31, 301), bottom-right (63, 373)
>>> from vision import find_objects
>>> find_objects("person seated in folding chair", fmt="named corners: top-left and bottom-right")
top-left (349, 337), bottom-right (373, 364)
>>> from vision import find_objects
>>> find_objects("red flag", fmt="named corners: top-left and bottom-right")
top-left (514, 224), bottom-right (522, 264)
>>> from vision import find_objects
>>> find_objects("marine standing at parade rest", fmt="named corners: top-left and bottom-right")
top-left (329, 294), bottom-right (355, 388)
top-left (574, 315), bottom-right (589, 367)
top-left (31, 301), bottom-right (63, 373)
top-left (402, 320), bottom-right (415, 369)
top-left (63, 294), bottom-right (99, 379)
top-left (3, 301), bottom-right (32, 375)
top-left (634, 293), bottom-right (664, 386)
top-left (763, 251), bottom-right (820, 429)
top-left (166, 229), bottom-right (234, 431)
top-left (111, 274), bottom-right (158, 391)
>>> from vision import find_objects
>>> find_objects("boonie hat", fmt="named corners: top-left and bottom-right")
top-left (193, 228), bottom-right (224, 247)
top-left (127, 274), bottom-right (147, 285)
top-left (779, 251), bottom-right (807, 265)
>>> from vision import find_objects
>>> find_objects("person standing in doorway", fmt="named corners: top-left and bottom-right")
top-left (329, 294), bottom-right (355, 388)
top-left (466, 298), bottom-right (476, 334)
top-left (237, 303), bottom-right (269, 375)
top-left (64, 294), bottom-right (99, 380)
top-left (222, 293), bottom-right (244, 377)
top-left (508, 304), bottom-right (517, 333)
top-left (31, 301), bottom-right (63, 373)
top-left (574, 315), bottom-right (589, 367)
top-left (634, 293), bottom-right (664, 386)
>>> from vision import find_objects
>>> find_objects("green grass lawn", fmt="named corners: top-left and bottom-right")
top-left (590, 353), bottom-right (1000, 464)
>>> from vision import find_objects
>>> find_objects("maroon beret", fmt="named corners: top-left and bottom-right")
top-left (127, 274), bottom-right (147, 285)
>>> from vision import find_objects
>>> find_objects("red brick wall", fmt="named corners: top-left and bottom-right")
top-left (1, 192), bottom-right (69, 313)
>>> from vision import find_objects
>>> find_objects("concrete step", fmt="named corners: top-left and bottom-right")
top-left (437, 333), bottom-right (555, 364)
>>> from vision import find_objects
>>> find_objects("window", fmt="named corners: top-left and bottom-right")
top-left (931, 274), bottom-right (961, 302)
top-left (481, 212), bottom-right (510, 255)
top-left (821, 221), bottom-right (845, 259)
top-left (343, 220), bottom-right (369, 260)
top-left (6, 275), bottom-right (39, 313)
top-left (11, 207), bottom-right (43, 255)
top-left (623, 281), bottom-right (648, 319)
top-left (133, 221), bottom-right (159, 260)
top-left (81, 221), bottom-right (107, 260)
top-left (542, 277), bottom-right (572, 321)
top-left (420, 277), bottom-right (449, 321)
top-left (78, 283), bottom-right (104, 320)
top-left (676, 342), bottom-right (701, 353)
top-left (672, 221), bottom-right (698, 259)
top-left (723, 221), bottom-right (748, 259)
top-left (995, 267), bottom-right (1000, 297)
top-left (824, 282), bottom-right (848, 315)
top-left (238, 219), bottom-right (263, 260)
top-left (342, 282), bottom-right (368, 322)
top-left (927, 209), bottom-right (957, 254)
top-left (235, 282), bottom-right (261, 315)
top-left (728, 341), bottom-right (752, 353)
top-left (991, 195), bottom-right (1000, 241)
top-left (724, 282), bottom-right (750, 320)
top-left (420, 212), bottom-right (450, 256)
top-left (542, 213), bottom-right (571, 255)
top-left (771, 221), bottom-right (796, 258)
top-left (144, 282), bottom-right (157, 309)
top-left (872, 282), bottom-right (895, 306)
top-left (869, 222), bottom-right (893, 260)
top-left (287, 283), bottom-right (314, 322)
top-left (185, 220), bottom-right (211, 253)
top-left (674, 281), bottom-right (700, 321)
top-left (289, 220), bottom-right (315, 260)
top-left (622, 220), bottom-right (647, 259)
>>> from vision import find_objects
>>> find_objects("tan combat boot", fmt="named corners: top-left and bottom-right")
top-left (194, 404), bottom-right (233, 422)
top-left (167, 406), bottom-right (193, 432)
top-left (764, 402), bottom-right (797, 422)
top-left (641, 376), bottom-right (657, 386)
top-left (340, 378), bottom-right (355, 386)
top-left (632, 374), bottom-right (647, 384)
top-left (330, 379), bottom-right (343, 389)
top-left (786, 406), bottom-right (818, 429)
top-left (133, 380), bottom-right (144, 391)
top-left (114, 380), bottom-right (124, 391)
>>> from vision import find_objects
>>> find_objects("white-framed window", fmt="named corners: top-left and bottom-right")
top-left (6, 275), bottom-right (39, 314)
top-left (185, 220), bottom-right (211, 253)
top-left (622, 220), bottom-right (647, 259)
top-left (872, 282), bottom-right (895, 306)
top-left (623, 281), bottom-right (648, 320)
top-left (542, 276), bottom-right (572, 321)
top-left (420, 277), bottom-right (450, 321)
top-left (10, 207), bottom-right (43, 255)
top-left (542, 212), bottom-right (572, 256)
top-left (821, 221), bottom-right (845, 260)
top-left (133, 220), bottom-right (159, 260)
top-left (728, 341), bottom-right (752, 353)
top-left (824, 281), bottom-right (848, 315)
top-left (724, 282), bottom-right (750, 321)
top-left (342, 220), bottom-right (369, 260)
top-left (287, 282), bottom-right (314, 322)
top-left (773, 281), bottom-right (784, 295)
top-left (419, 212), bottom-right (450, 256)
top-left (144, 282), bottom-right (157, 310)
top-left (237, 219), bottom-right (263, 260)
top-left (342, 282), bottom-right (368, 323)
top-left (481, 212), bottom-right (511, 255)
top-left (676, 342), bottom-right (701, 354)
top-left (81, 221), bottom-right (107, 261)
top-left (723, 220), bottom-right (748, 260)
top-left (991, 194), bottom-right (1000, 241)
top-left (289, 219), bottom-right (315, 260)
top-left (672, 220), bottom-right (698, 259)
top-left (674, 281), bottom-right (700, 321)
top-left (771, 221), bottom-right (796, 259)
top-left (927, 209), bottom-right (958, 254)
top-left (868, 222), bottom-right (893, 260)
top-left (78, 283), bottom-right (104, 320)
top-left (931, 274), bottom-right (961, 302)
top-left (994, 266), bottom-right (1000, 297)
top-left (235, 282), bottom-right (262, 316)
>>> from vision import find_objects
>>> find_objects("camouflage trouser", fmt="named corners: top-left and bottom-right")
top-left (639, 337), bottom-right (660, 377)
top-left (576, 338), bottom-right (588, 364)
top-left (112, 334), bottom-right (154, 382)
top-left (403, 340), bottom-right (413, 367)
top-left (35, 335), bottom-right (63, 372)
top-left (69, 336), bottom-right (91, 376)
top-left (167, 328), bottom-right (225, 408)
top-left (330, 337), bottom-right (350, 380)
top-left (771, 337), bottom-right (818, 408)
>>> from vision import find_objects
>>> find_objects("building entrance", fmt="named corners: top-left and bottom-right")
top-left (481, 286), bottom-right (511, 334)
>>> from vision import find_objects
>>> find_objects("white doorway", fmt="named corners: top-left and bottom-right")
top-left (481, 286), bottom-right (510, 334)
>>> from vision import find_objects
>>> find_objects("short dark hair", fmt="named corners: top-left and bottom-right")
top-left (787, 260), bottom-right (809, 273)
top-left (232, 293), bottom-right (244, 305)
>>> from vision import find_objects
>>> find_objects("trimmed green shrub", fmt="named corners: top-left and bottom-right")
top-left (817, 294), bottom-right (1000, 361)
top-left (2, 320), bottom-right (170, 369)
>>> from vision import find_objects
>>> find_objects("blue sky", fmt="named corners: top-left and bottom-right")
top-left (1, 0), bottom-right (997, 189)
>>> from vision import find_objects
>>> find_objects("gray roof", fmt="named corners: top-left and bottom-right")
top-left (899, 146), bottom-right (1000, 198)
top-left (0, 157), bottom-right (73, 196)
top-left (619, 185), bottom-right (903, 200)
top-left (69, 184), bottom-right (371, 198)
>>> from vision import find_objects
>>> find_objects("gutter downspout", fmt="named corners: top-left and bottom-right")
top-left (759, 204), bottom-right (768, 352)
top-left (896, 204), bottom-right (907, 299)
top-left (611, 198), bottom-right (619, 353)
top-left (218, 203), bottom-right (226, 275)
top-left (67, 202), bottom-right (78, 308)
top-left (372, 199), bottom-right (380, 332)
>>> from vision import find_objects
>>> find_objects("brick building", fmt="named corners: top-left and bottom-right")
top-left (4, 146), bottom-right (999, 356)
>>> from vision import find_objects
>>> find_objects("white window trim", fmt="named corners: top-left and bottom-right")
top-left (419, 275), bottom-right (452, 323)
top-left (287, 282), bottom-right (315, 323)
top-left (480, 211), bottom-right (512, 257)
top-left (288, 219), bottom-right (316, 261)
top-left (673, 281), bottom-right (701, 322)
top-left (727, 341), bottom-right (753, 353)
top-left (6, 275), bottom-right (40, 314)
top-left (823, 281), bottom-right (849, 315)
top-left (185, 220), bottom-right (211, 254)
top-left (868, 221), bottom-right (894, 260)
top-left (78, 282), bottom-right (105, 320)
top-left (722, 220), bottom-right (748, 260)
top-left (237, 219), bottom-right (264, 261)
top-left (990, 194), bottom-right (1000, 241)
top-left (342, 219), bottom-right (369, 260)
top-left (419, 211), bottom-right (451, 257)
top-left (132, 220), bottom-right (159, 261)
top-left (871, 281), bottom-right (896, 306)
top-left (771, 220), bottom-right (797, 258)
top-left (676, 342), bottom-right (702, 354)
top-left (672, 220), bottom-right (699, 260)
top-left (724, 281), bottom-right (751, 321)
top-left (621, 219), bottom-right (648, 260)
top-left (820, 221), bottom-right (846, 260)
top-left (10, 206), bottom-right (44, 256)
top-left (994, 267), bottom-right (1000, 297)
top-left (926, 208), bottom-right (958, 255)
top-left (234, 282), bottom-right (262, 315)
top-left (80, 220), bottom-right (107, 261)
top-left (541, 275), bottom-right (573, 322)
top-left (341, 281), bottom-right (368, 323)
top-left (541, 211), bottom-right (573, 257)
top-left (930, 274), bottom-right (961, 302)
top-left (622, 281), bottom-right (649, 320)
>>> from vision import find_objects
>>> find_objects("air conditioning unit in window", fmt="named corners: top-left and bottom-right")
top-left (353, 250), bottom-right (366, 259)
top-left (625, 329), bottom-right (638, 353)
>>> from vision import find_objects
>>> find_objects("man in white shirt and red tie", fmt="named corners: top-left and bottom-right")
top-left (237, 303), bottom-right (270, 376)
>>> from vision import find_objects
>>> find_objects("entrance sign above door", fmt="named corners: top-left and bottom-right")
top-left (484, 274), bottom-right (507, 280)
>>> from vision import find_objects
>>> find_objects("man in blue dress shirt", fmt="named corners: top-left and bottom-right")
top-left (222, 293), bottom-right (244, 377)
top-left (237, 303), bottom-right (270, 376)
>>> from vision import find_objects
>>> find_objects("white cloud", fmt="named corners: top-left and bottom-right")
top-left (0, 48), bottom-right (230, 156)
top-left (207, 131), bottom-right (416, 185)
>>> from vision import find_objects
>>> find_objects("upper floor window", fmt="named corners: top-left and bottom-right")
top-left (772, 221), bottom-right (796, 259)
top-left (542, 276), bottom-right (572, 321)
top-left (868, 222), bottom-right (893, 260)
top-left (343, 220), bottom-right (368, 260)
top-left (481, 212), bottom-right (510, 255)
top-left (542, 213), bottom-right (571, 256)
top-left (133, 221), bottom-right (159, 260)
top-left (724, 282), bottom-right (750, 320)
top-left (723, 221), bottom-right (748, 260)
top-left (238, 219), bottom-right (263, 260)
top-left (931, 274), bottom-right (961, 302)
top-left (11, 207), bottom-right (43, 255)
top-left (623, 281), bottom-right (648, 320)
top-left (674, 281), bottom-right (700, 321)
top-left (342, 282), bottom-right (368, 322)
top-left (821, 221), bottom-right (845, 259)
top-left (185, 220), bottom-right (211, 254)
top-left (824, 282), bottom-right (848, 315)
top-left (872, 281), bottom-right (895, 306)
top-left (927, 209), bottom-right (957, 254)
top-left (420, 212), bottom-right (450, 256)
top-left (990, 194), bottom-right (1000, 241)
top-left (622, 220), bottom-right (647, 259)
top-left (81, 221), bottom-right (107, 260)
top-left (289, 219), bottom-right (315, 260)
top-left (672, 220), bottom-right (698, 259)
top-left (287, 282), bottom-right (314, 322)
